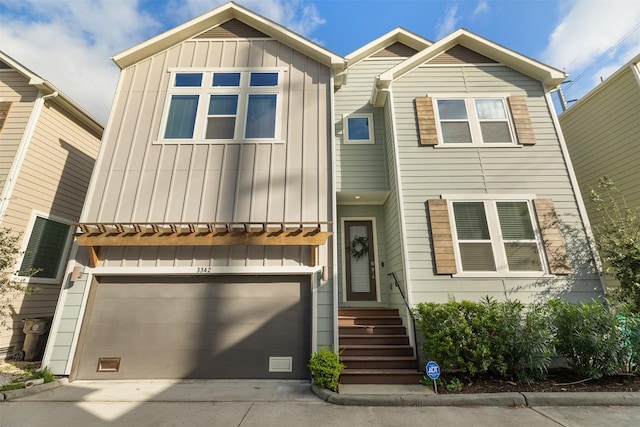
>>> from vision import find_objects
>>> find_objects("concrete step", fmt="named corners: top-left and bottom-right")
top-left (340, 369), bottom-right (424, 385)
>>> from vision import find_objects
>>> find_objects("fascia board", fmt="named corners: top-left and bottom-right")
top-left (0, 51), bottom-right (103, 134)
top-left (113, 2), bottom-right (344, 71)
top-left (345, 27), bottom-right (432, 67)
top-left (560, 53), bottom-right (640, 118)
top-left (377, 29), bottom-right (567, 91)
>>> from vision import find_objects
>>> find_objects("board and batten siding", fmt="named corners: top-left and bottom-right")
top-left (559, 67), bottom-right (640, 226)
top-left (390, 65), bottom-right (602, 304)
top-left (84, 38), bottom-right (332, 267)
top-left (335, 58), bottom-right (402, 192)
top-left (0, 70), bottom-right (38, 193)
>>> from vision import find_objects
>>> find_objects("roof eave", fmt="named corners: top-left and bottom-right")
top-left (113, 2), bottom-right (344, 71)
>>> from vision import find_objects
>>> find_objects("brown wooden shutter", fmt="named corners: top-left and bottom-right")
top-left (533, 199), bottom-right (571, 275)
top-left (0, 102), bottom-right (12, 131)
top-left (427, 199), bottom-right (457, 274)
top-left (415, 97), bottom-right (438, 146)
top-left (508, 96), bottom-right (536, 145)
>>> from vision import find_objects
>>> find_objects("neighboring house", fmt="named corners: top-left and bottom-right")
top-left (0, 51), bottom-right (103, 360)
top-left (559, 55), bottom-right (640, 228)
top-left (43, 3), bottom-right (603, 384)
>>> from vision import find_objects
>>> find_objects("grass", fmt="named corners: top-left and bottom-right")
top-left (0, 363), bottom-right (55, 392)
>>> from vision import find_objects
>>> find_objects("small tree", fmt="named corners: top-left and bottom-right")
top-left (590, 177), bottom-right (640, 312)
top-left (0, 228), bottom-right (25, 328)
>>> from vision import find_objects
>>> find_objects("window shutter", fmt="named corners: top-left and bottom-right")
top-left (508, 96), bottom-right (535, 145)
top-left (0, 102), bottom-right (12, 131)
top-left (427, 199), bottom-right (457, 274)
top-left (415, 97), bottom-right (438, 145)
top-left (533, 199), bottom-right (571, 275)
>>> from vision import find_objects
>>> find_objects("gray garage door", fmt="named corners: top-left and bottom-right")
top-left (74, 275), bottom-right (311, 380)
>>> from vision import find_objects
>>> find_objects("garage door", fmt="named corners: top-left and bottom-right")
top-left (74, 275), bottom-right (311, 380)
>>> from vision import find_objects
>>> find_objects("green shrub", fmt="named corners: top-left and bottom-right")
top-left (414, 298), bottom-right (554, 382)
top-left (308, 347), bottom-right (344, 392)
top-left (549, 299), bottom-right (628, 378)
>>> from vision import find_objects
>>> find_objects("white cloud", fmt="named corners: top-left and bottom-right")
top-left (542, 0), bottom-right (640, 98)
top-left (0, 0), bottom-right (325, 123)
top-left (436, 4), bottom-right (459, 39)
top-left (473, 0), bottom-right (489, 17)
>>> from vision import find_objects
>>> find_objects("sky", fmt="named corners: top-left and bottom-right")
top-left (1, 0), bottom-right (639, 123)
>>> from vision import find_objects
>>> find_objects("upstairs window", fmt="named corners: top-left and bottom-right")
top-left (344, 113), bottom-right (375, 144)
top-left (435, 98), bottom-right (514, 145)
top-left (161, 69), bottom-right (283, 143)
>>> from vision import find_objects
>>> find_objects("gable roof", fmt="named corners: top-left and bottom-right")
top-left (372, 29), bottom-right (567, 106)
top-left (113, 2), bottom-right (345, 74)
top-left (345, 27), bottom-right (432, 67)
top-left (0, 50), bottom-right (103, 135)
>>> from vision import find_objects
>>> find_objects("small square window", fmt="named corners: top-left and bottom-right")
top-left (345, 114), bottom-right (374, 144)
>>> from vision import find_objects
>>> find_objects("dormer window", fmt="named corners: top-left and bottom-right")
top-left (161, 69), bottom-right (283, 143)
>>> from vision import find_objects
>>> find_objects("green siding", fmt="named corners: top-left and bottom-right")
top-left (391, 65), bottom-right (603, 304)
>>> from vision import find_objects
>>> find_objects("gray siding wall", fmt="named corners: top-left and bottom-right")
top-left (335, 58), bottom-right (402, 192)
top-left (560, 68), bottom-right (640, 225)
top-left (391, 65), bottom-right (603, 304)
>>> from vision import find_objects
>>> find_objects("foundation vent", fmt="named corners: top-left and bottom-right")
top-left (97, 357), bottom-right (121, 373)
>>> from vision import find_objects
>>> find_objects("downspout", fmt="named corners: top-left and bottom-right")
top-left (385, 86), bottom-right (417, 349)
top-left (0, 90), bottom-right (58, 224)
top-left (330, 74), bottom-right (339, 351)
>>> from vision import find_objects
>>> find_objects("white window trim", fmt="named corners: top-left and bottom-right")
top-left (442, 195), bottom-right (551, 278)
top-left (430, 94), bottom-right (517, 147)
top-left (343, 113), bottom-right (375, 144)
top-left (157, 67), bottom-right (286, 144)
top-left (13, 211), bottom-right (74, 285)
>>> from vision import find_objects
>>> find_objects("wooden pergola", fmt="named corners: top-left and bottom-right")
top-left (75, 222), bottom-right (332, 268)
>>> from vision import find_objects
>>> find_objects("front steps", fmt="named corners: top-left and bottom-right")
top-left (338, 307), bottom-right (423, 385)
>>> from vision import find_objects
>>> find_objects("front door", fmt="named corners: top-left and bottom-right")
top-left (345, 220), bottom-right (377, 301)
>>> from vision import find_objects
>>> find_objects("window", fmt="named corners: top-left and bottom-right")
top-left (344, 114), bottom-right (375, 144)
top-left (434, 98), bottom-right (514, 145)
top-left (18, 216), bottom-right (72, 281)
top-left (451, 200), bottom-right (543, 273)
top-left (161, 69), bottom-right (283, 142)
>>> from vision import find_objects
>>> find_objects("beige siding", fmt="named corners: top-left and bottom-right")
top-left (391, 65), bottom-right (602, 304)
top-left (0, 70), bottom-right (38, 193)
top-left (335, 58), bottom-right (402, 192)
top-left (85, 39), bottom-right (332, 230)
top-left (0, 101), bottom-right (100, 356)
top-left (560, 67), bottom-right (640, 225)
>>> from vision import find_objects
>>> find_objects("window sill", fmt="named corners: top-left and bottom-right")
top-left (451, 272), bottom-right (555, 279)
top-left (154, 139), bottom-right (285, 145)
top-left (433, 143), bottom-right (523, 149)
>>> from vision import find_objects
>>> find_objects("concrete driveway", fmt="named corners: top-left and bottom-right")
top-left (1, 380), bottom-right (639, 427)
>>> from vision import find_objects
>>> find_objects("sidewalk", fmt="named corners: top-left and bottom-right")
top-left (3, 378), bottom-right (640, 407)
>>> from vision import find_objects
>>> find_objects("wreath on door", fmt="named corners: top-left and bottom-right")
top-left (350, 235), bottom-right (369, 260)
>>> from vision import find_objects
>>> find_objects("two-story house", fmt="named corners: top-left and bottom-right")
top-left (0, 51), bottom-right (103, 360)
top-left (43, 2), bottom-right (603, 384)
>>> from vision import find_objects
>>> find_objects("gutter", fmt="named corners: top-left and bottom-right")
top-left (0, 90), bottom-right (58, 225)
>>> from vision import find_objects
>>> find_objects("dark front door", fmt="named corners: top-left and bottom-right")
top-left (345, 220), bottom-right (377, 301)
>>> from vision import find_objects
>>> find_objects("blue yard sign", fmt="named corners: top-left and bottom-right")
top-left (426, 361), bottom-right (440, 380)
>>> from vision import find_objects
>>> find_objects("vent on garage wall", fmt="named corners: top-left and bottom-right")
top-left (269, 357), bottom-right (293, 373)
top-left (97, 357), bottom-right (121, 373)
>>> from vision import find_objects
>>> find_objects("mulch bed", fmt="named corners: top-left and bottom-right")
top-left (435, 369), bottom-right (640, 394)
